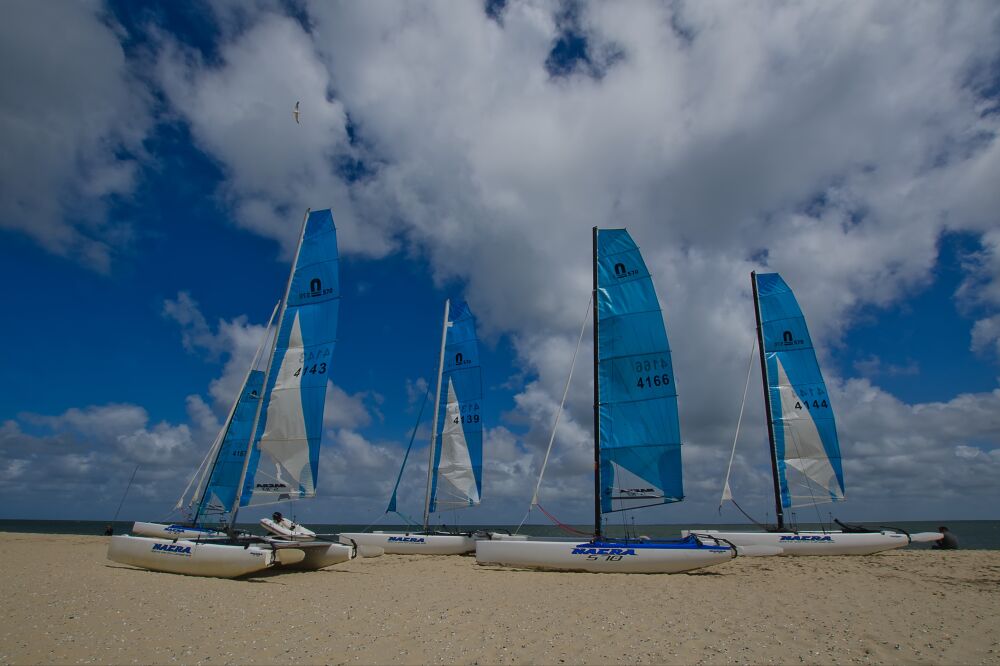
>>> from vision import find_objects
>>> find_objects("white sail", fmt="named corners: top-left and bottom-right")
top-left (774, 355), bottom-right (843, 505)
top-left (251, 311), bottom-right (312, 502)
top-left (434, 378), bottom-right (480, 508)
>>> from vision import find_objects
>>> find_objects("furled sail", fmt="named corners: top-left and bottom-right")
top-left (754, 272), bottom-right (844, 508)
top-left (241, 209), bottom-right (340, 506)
top-left (428, 301), bottom-right (483, 513)
top-left (596, 229), bottom-right (682, 514)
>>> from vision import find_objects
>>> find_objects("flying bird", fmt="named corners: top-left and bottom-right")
top-left (293, 101), bottom-right (300, 124)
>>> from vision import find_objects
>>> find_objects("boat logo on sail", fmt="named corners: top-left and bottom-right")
top-left (617, 487), bottom-right (655, 496)
top-left (151, 543), bottom-right (193, 556)
top-left (300, 277), bottom-right (333, 300)
top-left (613, 263), bottom-right (639, 279)
top-left (779, 535), bottom-right (833, 542)
top-left (387, 536), bottom-right (426, 543)
top-left (776, 330), bottom-right (804, 347)
top-left (256, 483), bottom-right (289, 491)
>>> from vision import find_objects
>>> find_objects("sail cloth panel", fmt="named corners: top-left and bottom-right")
top-left (242, 209), bottom-right (340, 506)
top-left (755, 272), bottom-right (844, 508)
top-left (428, 302), bottom-right (483, 513)
top-left (596, 229), bottom-right (682, 514)
top-left (194, 370), bottom-right (266, 520)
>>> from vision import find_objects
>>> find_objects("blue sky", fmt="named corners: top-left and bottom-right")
top-left (1, 0), bottom-right (998, 526)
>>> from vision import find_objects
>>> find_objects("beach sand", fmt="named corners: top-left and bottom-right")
top-left (0, 533), bottom-right (997, 665)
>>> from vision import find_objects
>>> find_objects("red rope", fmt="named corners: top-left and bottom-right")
top-left (536, 504), bottom-right (592, 537)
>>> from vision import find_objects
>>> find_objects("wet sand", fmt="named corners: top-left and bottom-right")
top-left (0, 532), bottom-right (997, 664)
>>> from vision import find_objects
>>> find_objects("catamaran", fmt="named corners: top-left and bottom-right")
top-left (340, 300), bottom-right (486, 555)
top-left (108, 208), bottom-right (365, 577)
top-left (684, 271), bottom-right (941, 555)
top-left (476, 227), bottom-right (738, 573)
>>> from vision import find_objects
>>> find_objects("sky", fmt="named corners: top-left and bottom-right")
top-left (1, 0), bottom-right (998, 527)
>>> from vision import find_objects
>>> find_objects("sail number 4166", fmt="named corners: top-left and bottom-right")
top-left (636, 374), bottom-right (670, 389)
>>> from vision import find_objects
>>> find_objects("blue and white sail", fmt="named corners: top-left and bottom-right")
top-left (754, 272), bottom-right (844, 508)
top-left (596, 229), bottom-right (682, 514)
top-left (428, 301), bottom-right (483, 513)
top-left (175, 304), bottom-right (278, 523)
top-left (241, 209), bottom-right (340, 507)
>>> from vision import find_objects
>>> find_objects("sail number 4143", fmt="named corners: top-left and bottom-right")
top-left (293, 362), bottom-right (327, 377)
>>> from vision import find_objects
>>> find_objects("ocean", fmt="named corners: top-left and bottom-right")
top-left (1, 519), bottom-right (997, 549)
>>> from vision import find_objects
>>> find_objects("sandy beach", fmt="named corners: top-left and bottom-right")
top-left (0, 533), bottom-right (997, 665)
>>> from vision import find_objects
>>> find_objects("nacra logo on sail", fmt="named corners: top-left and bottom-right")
top-left (152, 543), bottom-right (193, 555)
top-left (256, 483), bottom-right (288, 490)
top-left (780, 535), bottom-right (834, 542)
top-left (387, 536), bottom-right (426, 543)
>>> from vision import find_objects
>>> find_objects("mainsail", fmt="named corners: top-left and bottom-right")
top-left (754, 272), bottom-right (844, 509)
top-left (428, 301), bottom-right (483, 513)
top-left (240, 209), bottom-right (341, 507)
top-left (595, 229), bottom-right (682, 514)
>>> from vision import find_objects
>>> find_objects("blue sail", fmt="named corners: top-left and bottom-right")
top-left (755, 272), bottom-right (844, 508)
top-left (596, 229), bottom-right (682, 514)
top-left (242, 209), bottom-right (340, 506)
top-left (193, 370), bottom-right (265, 521)
top-left (428, 301), bottom-right (483, 513)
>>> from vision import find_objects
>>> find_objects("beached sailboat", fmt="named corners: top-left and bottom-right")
top-left (108, 209), bottom-right (360, 577)
top-left (685, 272), bottom-right (941, 554)
top-left (340, 300), bottom-right (485, 555)
top-left (476, 228), bottom-right (737, 573)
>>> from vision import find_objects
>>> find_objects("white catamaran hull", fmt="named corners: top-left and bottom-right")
top-left (682, 530), bottom-right (919, 555)
top-left (338, 531), bottom-right (476, 555)
top-left (269, 540), bottom-right (355, 569)
top-left (107, 535), bottom-right (276, 578)
top-left (130, 522), bottom-right (227, 540)
top-left (475, 539), bottom-right (735, 574)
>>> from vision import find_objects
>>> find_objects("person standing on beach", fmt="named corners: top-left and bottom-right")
top-left (932, 526), bottom-right (958, 549)
top-left (103, 524), bottom-right (114, 536)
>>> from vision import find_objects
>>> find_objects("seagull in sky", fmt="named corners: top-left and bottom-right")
top-left (293, 101), bottom-right (300, 124)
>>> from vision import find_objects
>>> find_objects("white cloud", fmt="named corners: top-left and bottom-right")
top-left (155, 12), bottom-right (397, 259)
top-left (7, 2), bottom-right (1000, 521)
top-left (0, 0), bottom-right (152, 272)
top-left (144, 0), bottom-right (1000, 520)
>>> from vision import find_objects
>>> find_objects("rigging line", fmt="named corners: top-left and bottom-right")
top-left (514, 505), bottom-right (533, 535)
top-left (730, 497), bottom-right (768, 529)
top-left (386, 376), bottom-right (433, 514)
top-left (529, 295), bottom-right (593, 508)
top-left (113, 464), bottom-right (140, 524)
top-left (536, 504), bottom-right (591, 536)
top-left (720, 336), bottom-right (757, 510)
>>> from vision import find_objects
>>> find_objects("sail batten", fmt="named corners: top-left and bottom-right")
top-left (754, 272), bottom-right (844, 510)
top-left (428, 301), bottom-right (483, 514)
top-left (596, 228), bottom-right (683, 515)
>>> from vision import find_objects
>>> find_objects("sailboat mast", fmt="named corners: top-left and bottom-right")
top-left (751, 271), bottom-right (785, 530)
top-left (228, 209), bottom-right (311, 532)
top-left (592, 226), bottom-right (602, 541)
top-left (423, 298), bottom-right (450, 531)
